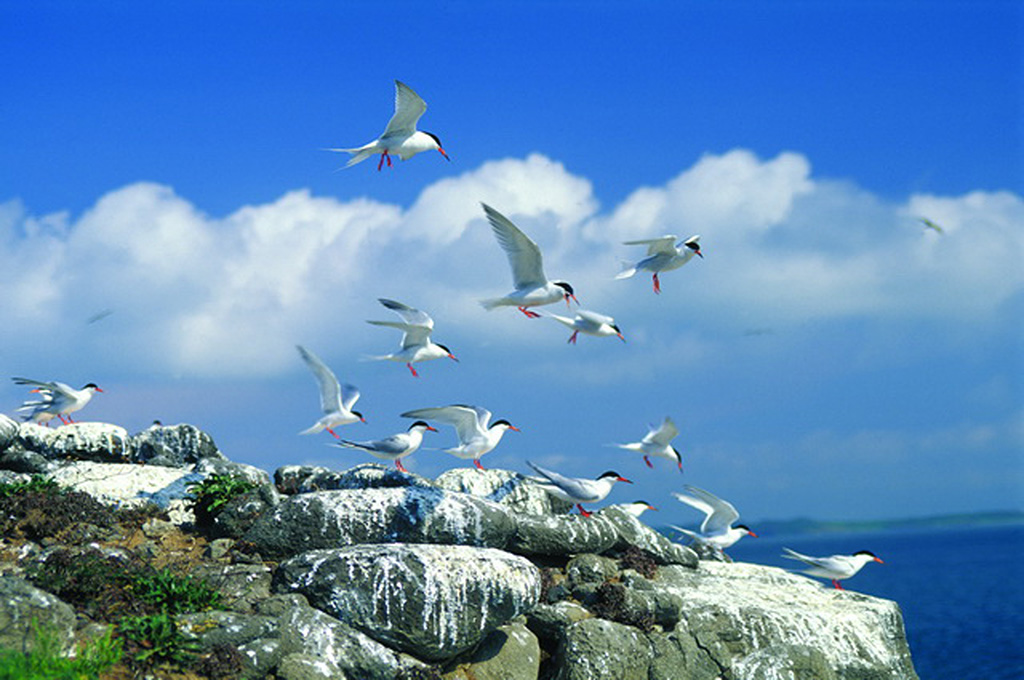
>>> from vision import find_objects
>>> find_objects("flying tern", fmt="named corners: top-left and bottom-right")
top-left (527, 461), bottom-right (632, 517)
top-left (479, 203), bottom-right (578, 318)
top-left (400, 404), bottom-right (518, 470)
top-left (328, 80), bottom-right (450, 171)
top-left (782, 548), bottom-right (884, 590)
top-left (919, 217), bottom-right (945, 234)
top-left (335, 420), bottom-right (437, 473)
top-left (616, 235), bottom-right (702, 294)
top-left (544, 309), bottom-right (625, 344)
top-left (13, 378), bottom-right (103, 425)
top-left (296, 345), bottom-right (365, 438)
top-left (366, 298), bottom-right (458, 377)
top-left (616, 416), bottom-right (683, 472)
top-left (671, 485), bottom-right (756, 555)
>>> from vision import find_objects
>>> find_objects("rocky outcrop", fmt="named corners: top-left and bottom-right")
top-left (0, 419), bottom-right (919, 680)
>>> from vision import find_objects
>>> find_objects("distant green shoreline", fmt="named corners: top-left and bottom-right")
top-left (745, 510), bottom-right (1024, 536)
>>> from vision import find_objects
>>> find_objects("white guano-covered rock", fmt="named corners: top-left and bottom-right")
top-left (274, 544), bottom-right (542, 662)
top-left (19, 422), bottom-right (131, 462)
top-left (48, 461), bottom-right (203, 519)
top-left (435, 468), bottom-right (574, 515)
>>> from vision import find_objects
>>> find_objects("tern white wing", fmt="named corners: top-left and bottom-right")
top-left (674, 485), bottom-right (740, 535)
top-left (575, 309), bottom-right (615, 327)
top-left (297, 345), bottom-right (359, 414)
top-left (338, 434), bottom-right (409, 456)
top-left (643, 417), bottom-right (679, 447)
top-left (402, 405), bottom-right (491, 443)
top-left (623, 235), bottom-right (679, 256)
top-left (366, 320), bottom-right (433, 350)
top-left (527, 462), bottom-right (602, 502)
top-left (482, 203), bottom-right (547, 289)
top-left (382, 80), bottom-right (427, 137)
top-left (377, 298), bottom-right (434, 329)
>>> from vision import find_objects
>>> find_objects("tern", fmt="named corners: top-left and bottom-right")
top-left (671, 485), bottom-right (757, 554)
top-left (615, 500), bottom-right (658, 517)
top-left (296, 345), bottom-right (365, 439)
top-left (616, 416), bottom-right (683, 472)
top-left (616, 235), bottom-right (702, 294)
top-left (13, 378), bottom-right (103, 425)
top-left (919, 217), bottom-right (945, 234)
top-left (782, 548), bottom-right (884, 590)
top-left (479, 203), bottom-right (578, 318)
top-left (335, 420), bottom-right (437, 473)
top-left (544, 309), bottom-right (625, 344)
top-left (328, 80), bottom-right (450, 171)
top-left (400, 404), bottom-right (518, 470)
top-left (527, 462), bottom-right (632, 517)
top-left (366, 298), bottom-right (458, 377)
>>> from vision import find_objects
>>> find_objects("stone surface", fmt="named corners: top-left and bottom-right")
top-left (510, 513), bottom-right (620, 557)
top-left (192, 563), bottom-right (273, 613)
top-left (280, 462), bottom-right (438, 493)
top-left (436, 468), bottom-right (574, 515)
top-left (46, 460), bottom-right (204, 509)
top-left (444, 621), bottom-right (540, 680)
top-left (128, 423), bottom-right (224, 467)
top-left (193, 457), bottom-right (272, 486)
top-left (0, 414), bottom-right (18, 451)
top-left (178, 610), bottom-right (278, 650)
top-left (18, 422), bottom-right (131, 463)
top-left (551, 618), bottom-right (651, 680)
top-left (245, 487), bottom-right (515, 559)
top-left (598, 506), bottom-right (699, 566)
top-left (0, 576), bottom-right (76, 655)
top-left (274, 544), bottom-right (541, 662)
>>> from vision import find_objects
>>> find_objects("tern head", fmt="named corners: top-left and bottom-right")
top-left (409, 420), bottom-right (438, 433)
top-left (83, 383), bottom-right (103, 393)
top-left (671, 446), bottom-right (683, 472)
top-left (855, 550), bottom-right (884, 563)
top-left (736, 524), bottom-right (758, 538)
top-left (610, 323), bottom-right (625, 342)
top-left (437, 343), bottom-right (459, 362)
top-left (424, 132), bottom-right (450, 161)
top-left (683, 236), bottom-right (703, 259)
top-left (353, 410), bottom-right (366, 423)
top-left (634, 500), bottom-right (657, 511)
top-left (554, 281), bottom-right (578, 306)
top-left (491, 419), bottom-right (520, 432)
top-left (599, 471), bottom-right (632, 484)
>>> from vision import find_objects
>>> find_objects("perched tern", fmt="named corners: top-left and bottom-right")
top-left (296, 345), bottom-right (365, 439)
top-left (527, 462), bottom-right (632, 517)
top-left (671, 485), bottom-right (756, 555)
top-left (335, 420), bottom-right (437, 473)
top-left (328, 80), bottom-right (449, 171)
top-left (616, 416), bottom-right (683, 472)
top-left (400, 404), bottom-right (518, 470)
top-left (782, 548), bottom-right (884, 590)
top-left (479, 203), bottom-right (578, 318)
top-left (366, 298), bottom-right (458, 377)
top-left (544, 309), bottom-right (625, 344)
top-left (616, 235), bottom-right (702, 294)
top-left (13, 378), bottom-right (103, 425)
top-left (615, 500), bottom-right (658, 517)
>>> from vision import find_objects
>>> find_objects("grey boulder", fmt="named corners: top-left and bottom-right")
top-left (436, 468), bottom-right (574, 515)
top-left (18, 422), bottom-right (131, 463)
top-left (129, 423), bottom-right (225, 467)
top-left (0, 576), bottom-right (76, 655)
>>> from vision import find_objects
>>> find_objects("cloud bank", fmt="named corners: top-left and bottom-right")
top-left (2, 150), bottom-right (1020, 378)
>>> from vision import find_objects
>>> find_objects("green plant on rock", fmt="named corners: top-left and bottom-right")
top-left (132, 566), bottom-right (223, 614)
top-left (0, 474), bottom-right (60, 498)
top-left (186, 474), bottom-right (257, 525)
top-left (118, 612), bottom-right (200, 668)
top-left (0, 622), bottom-right (122, 680)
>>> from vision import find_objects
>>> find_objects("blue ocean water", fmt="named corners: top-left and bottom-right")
top-left (726, 523), bottom-right (1024, 680)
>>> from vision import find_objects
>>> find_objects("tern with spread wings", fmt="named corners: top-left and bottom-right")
top-left (527, 462), bottom-right (632, 517)
top-left (671, 485), bottom-right (756, 555)
top-left (616, 416), bottom-right (683, 472)
top-left (401, 404), bottom-right (518, 470)
top-left (296, 345), bottom-right (365, 438)
top-left (367, 298), bottom-right (458, 377)
top-left (13, 377), bottom-right (103, 425)
top-left (616, 235), bottom-right (702, 294)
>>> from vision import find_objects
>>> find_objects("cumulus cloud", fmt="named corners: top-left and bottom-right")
top-left (1, 150), bottom-right (1020, 379)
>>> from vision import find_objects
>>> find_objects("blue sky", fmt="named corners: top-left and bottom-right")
top-left (2, 1), bottom-right (1021, 525)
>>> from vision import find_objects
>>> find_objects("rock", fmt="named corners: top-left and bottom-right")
top-left (178, 610), bottom-right (278, 650)
top-left (245, 487), bottom-right (515, 560)
top-left (525, 601), bottom-right (592, 640)
top-left (275, 604), bottom-right (429, 679)
top-left (598, 506), bottom-right (699, 566)
top-left (193, 457), bottom-right (272, 486)
top-left (0, 414), bottom-right (18, 452)
top-left (18, 422), bottom-right (131, 463)
top-left (645, 628), bottom-right (722, 680)
top-left (510, 514), bottom-right (620, 557)
top-left (551, 618), bottom-right (651, 680)
top-left (436, 468), bottom-right (574, 515)
top-left (280, 462), bottom-right (438, 493)
top-left (276, 653), bottom-right (349, 680)
top-left (239, 637), bottom-right (286, 679)
top-left (0, 470), bottom-right (33, 486)
top-left (209, 484), bottom-right (281, 539)
top-left (129, 423), bottom-right (225, 467)
top-left (656, 561), bottom-right (919, 679)
top-left (444, 621), bottom-right (540, 680)
top-left (46, 460), bottom-right (204, 510)
top-left (0, 448), bottom-right (54, 475)
top-left (0, 575), bottom-right (76, 655)
top-left (732, 644), bottom-right (839, 680)
top-left (566, 553), bottom-right (619, 587)
top-left (192, 563), bottom-right (273, 614)
top-left (274, 544), bottom-right (541, 662)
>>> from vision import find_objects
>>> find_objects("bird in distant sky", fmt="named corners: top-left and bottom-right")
top-left (782, 548), bottom-right (884, 590)
top-left (479, 203), bottom-right (578, 318)
top-left (919, 217), bottom-right (945, 234)
top-left (616, 234), bottom-right (703, 294)
top-left (671, 485), bottom-right (757, 557)
top-left (401, 404), bottom-right (518, 470)
top-left (13, 378), bottom-right (103, 425)
top-left (296, 345), bottom-right (365, 438)
top-left (615, 416), bottom-right (683, 472)
top-left (366, 298), bottom-right (458, 377)
top-left (543, 309), bottom-right (625, 344)
top-left (527, 462), bottom-right (633, 517)
top-left (335, 420), bottom-right (437, 473)
top-left (328, 80), bottom-right (449, 171)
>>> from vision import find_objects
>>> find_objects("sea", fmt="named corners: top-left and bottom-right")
top-left (725, 523), bottom-right (1024, 680)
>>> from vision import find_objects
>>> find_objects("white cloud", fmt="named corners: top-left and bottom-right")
top-left (1, 151), bottom-right (1020, 379)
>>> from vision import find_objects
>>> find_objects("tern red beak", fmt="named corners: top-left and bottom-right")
top-left (426, 425), bottom-right (438, 432)
top-left (438, 148), bottom-right (451, 162)
top-left (874, 557), bottom-right (884, 563)
top-left (618, 476), bottom-right (633, 484)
